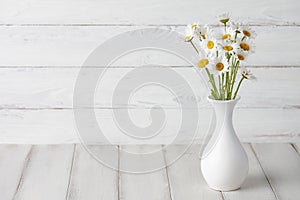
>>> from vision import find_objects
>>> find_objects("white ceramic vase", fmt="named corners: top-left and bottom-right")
top-left (201, 96), bottom-right (249, 191)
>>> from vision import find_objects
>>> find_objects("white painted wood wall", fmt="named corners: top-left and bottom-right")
top-left (0, 0), bottom-right (299, 144)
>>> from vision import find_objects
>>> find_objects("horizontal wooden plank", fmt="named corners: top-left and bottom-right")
top-left (0, 0), bottom-right (299, 25)
top-left (0, 26), bottom-right (299, 67)
top-left (0, 67), bottom-right (299, 109)
top-left (252, 143), bottom-right (300, 200)
top-left (0, 108), bottom-right (299, 144)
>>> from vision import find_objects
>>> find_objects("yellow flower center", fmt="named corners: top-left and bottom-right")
top-left (207, 41), bottom-right (214, 49)
top-left (198, 59), bottom-right (209, 68)
top-left (201, 34), bottom-right (206, 39)
top-left (223, 45), bottom-right (233, 51)
top-left (185, 35), bottom-right (193, 41)
top-left (222, 33), bottom-right (231, 40)
top-left (243, 30), bottom-right (251, 37)
top-left (191, 24), bottom-right (197, 29)
top-left (240, 42), bottom-right (250, 51)
top-left (220, 18), bottom-right (229, 23)
top-left (237, 54), bottom-right (245, 60)
top-left (216, 63), bottom-right (224, 71)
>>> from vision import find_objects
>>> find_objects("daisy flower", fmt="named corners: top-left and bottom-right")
top-left (230, 21), bottom-right (241, 31)
top-left (219, 39), bottom-right (239, 57)
top-left (191, 23), bottom-right (199, 30)
top-left (240, 25), bottom-right (257, 39)
top-left (217, 13), bottom-right (230, 24)
top-left (234, 50), bottom-right (248, 62)
top-left (184, 15), bottom-right (256, 100)
top-left (237, 38), bottom-right (255, 54)
top-left (185, 25), bottom-right (195, 42)
top-left (200, 32), bottom-right (218, 56)
top-left (191, 54), bottom-right (212, 69)
top-left (195, 25), bottom-right (209, 40)
top-left (197, 58), bottom-right (210, 68)
top-left (216, 27), bottom-right (236, 41)
top-left (209, 55), bottom-right (229, 75)
top-left (229, 22), bottom-right (243, 41)
top-left (205, 38), bottom-right (217, 52)
top-left (240, 66), bottom-right (256, 80)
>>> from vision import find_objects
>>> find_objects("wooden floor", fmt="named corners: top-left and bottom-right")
top-left (1, 143), bottom-right (300, 200)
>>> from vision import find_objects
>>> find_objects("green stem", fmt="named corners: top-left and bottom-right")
top-left (233, 76), bottom-right (245, 99)
top-left (205, 68), bottom-right (219, 99)
top-left (211, 76), bottom-right (219, 99)
top-left (234, 31), bottom-right (238, 42)
top-left (225, 71), bottom-right (229, 99)
top-left (221, 73), bottom-right (225, 100)
top-left (190, 40), bottom-right (199, 54)
top-left (222, 73), bottom-right (225, 87)
top-left (218, 75), bottom-right (223, 100)
top-left (230, 59), bottom-right (239, 98)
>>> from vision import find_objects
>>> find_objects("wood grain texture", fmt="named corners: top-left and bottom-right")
top-left (14, 145), bottom-right (74, 200)
top-left (0, 0), bottom-right (299, 25)
top-left (0, 67), bottom-right (299, 109)
top-left (222, 144), bottom-right (276, 200)
top-left (0, 0), bottom-right (298, 144)
top-left (0, 108), bottom-right (299, 144)
top-left (164, 145), bottom-right (223, 200)
top-left (0, 145), bottom-right (31, 200)
top-left (119, 145), bottom-right (171, 200)
top-left (0, 26), bottom-right (299, 67)
top-left (67, 145), bottom-right (118, 200)
top-left (251, 143), bottom-right (300, 200)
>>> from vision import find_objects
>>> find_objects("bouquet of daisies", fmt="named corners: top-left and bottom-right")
top-left (185, 14), bottom-right (256, 100)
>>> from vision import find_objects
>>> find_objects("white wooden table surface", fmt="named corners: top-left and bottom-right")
top-left (1, 143), bottom-right (299, 200)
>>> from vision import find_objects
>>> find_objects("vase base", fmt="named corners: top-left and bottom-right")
top-left (208, 185), bottom-right (241, 192)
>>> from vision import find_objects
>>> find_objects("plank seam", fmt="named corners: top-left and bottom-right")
top-left (0, 65), bottom-right (299, 69)
top-left (0, 24), bottom-right (299, 27)
top-left (162, 145), bottom-right (173, 200)
top-left (12, 145), bottom-right (33, 200)
top-left (65, 144), bottom-right (76, 200)
top-left (117, 145), bottom-right (121, 200)
top-left (291, 143), bottom-right (300, 155)
top-left (221, 192), bottom-right (226, 200)
top-left (0, 106), bottom-right (300, 110)
top-left (249, 143), bottom-right (279, 200)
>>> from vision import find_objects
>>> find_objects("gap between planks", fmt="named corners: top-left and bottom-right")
top-left (250, 143), bottom-right (300, 200)
top-left (0, 65), bottom-right (299, 69)
top-left (0, 24), bottom-right (299, 27)
top-left (249, 144), bottom-right (279, 200)
top-left (13, 145), bottom-right (75, 200)
top-left (162, 145), bottom-right (174, 200)
top-left (0, 65), bottom-right (296, 71)
top-left (12, 146), bottom-right (33, 199)
top-left (65, 145), bottom-right (76, 200)
top-left (291, 143), bottom-right (300, 155)
top-left (117, 145), bottom-right (120, 200)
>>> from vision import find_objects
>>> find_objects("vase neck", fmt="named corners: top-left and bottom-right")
top-left (209, 99), bottom-right (239, 129)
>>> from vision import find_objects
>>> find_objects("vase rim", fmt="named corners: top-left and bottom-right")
top-left (207, 95), bottom-right (241, 103)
